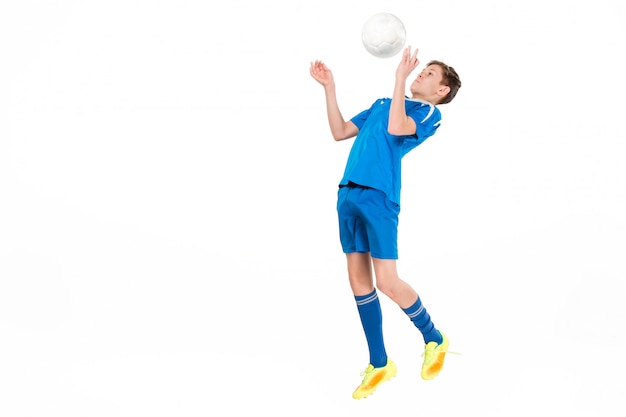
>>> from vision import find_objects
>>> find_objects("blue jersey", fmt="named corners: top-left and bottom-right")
top-left (339, 98), bottom-right (441, 205)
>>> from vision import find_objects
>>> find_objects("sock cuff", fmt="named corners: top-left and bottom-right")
top-left (355, 289), bottom-right (378, 306)
top-left (402, 297), bottom-right (424, 317)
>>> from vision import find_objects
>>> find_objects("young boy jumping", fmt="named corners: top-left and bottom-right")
top-left (309, 46), bottom-right (461, 399)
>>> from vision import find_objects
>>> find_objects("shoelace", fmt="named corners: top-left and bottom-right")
top-left (359, 365), bottom-right (375, 382)
top-left (422, 347), bottom-right (462, 365)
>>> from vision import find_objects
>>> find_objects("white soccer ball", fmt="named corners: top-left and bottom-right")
top-left (361, 13), bottom-right (406, 58)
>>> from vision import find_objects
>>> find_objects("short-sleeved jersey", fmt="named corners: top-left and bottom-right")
top-left (339, 98), bottom-right (441, 205)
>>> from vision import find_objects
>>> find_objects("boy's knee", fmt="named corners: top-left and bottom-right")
top-left (375, 275), bottom-right (398, 298)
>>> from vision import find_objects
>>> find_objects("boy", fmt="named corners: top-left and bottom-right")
top-left (309, 46), bottom-right (461, 399)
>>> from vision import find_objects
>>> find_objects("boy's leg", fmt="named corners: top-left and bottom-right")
top-left (372, 258), bottom-right (448, 380)
top-left (347, 253), bottom-right (387, 368)
top-left (346, 252), bottom-right (375, 296)
top-left (371, 258), bottom-right (418, 308)
top-left (347, 253), bottom-right (396, 399)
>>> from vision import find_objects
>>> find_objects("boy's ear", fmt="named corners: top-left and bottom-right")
top-left (437, 85), bottom-right (451, 98)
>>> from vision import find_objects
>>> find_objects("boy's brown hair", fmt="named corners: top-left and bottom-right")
top-left (427, 60), bottom-right (461, 105)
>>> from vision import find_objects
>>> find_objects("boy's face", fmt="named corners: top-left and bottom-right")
top-left (410, 64), bottom-right (448, 102)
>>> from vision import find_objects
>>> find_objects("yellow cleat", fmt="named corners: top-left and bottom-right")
top-left (352, 359), bottom-right (397, 399)
top-left (421, 332), bottom-right (449, 380)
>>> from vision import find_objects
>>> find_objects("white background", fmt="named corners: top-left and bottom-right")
top-left (1, 0), bottom-right (625, 416)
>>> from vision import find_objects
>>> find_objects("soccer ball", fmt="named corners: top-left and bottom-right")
top-left (361, 13), bottom-right (406, 58)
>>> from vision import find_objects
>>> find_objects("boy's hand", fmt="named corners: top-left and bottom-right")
top-left (310, 60), bottom-right (335, 88)
top-left (396, 46), bottom-right (419, 80)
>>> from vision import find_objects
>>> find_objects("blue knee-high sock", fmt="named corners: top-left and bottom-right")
top-left (403, 297), bottom-right (443, 345)
top-left (355, 290), bottom-right (387, 368)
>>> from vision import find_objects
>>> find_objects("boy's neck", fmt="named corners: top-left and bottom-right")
top-left (409, 94), bottom-right (437, 105)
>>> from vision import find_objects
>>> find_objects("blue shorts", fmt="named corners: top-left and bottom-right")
top-left (337, 183), bottom-right (400, 260)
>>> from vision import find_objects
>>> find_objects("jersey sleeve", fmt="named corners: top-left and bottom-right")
top-left (407, 105), bottom-right (441, 143)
